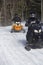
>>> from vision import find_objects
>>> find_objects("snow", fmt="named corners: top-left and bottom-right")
top-left (0, 22), bottom-right (43, 65)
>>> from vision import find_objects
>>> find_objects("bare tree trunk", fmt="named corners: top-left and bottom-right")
top-left (21, 0), bottom-right (24, 21)
top-left (4, 0), bottom-right (6, 25)
top-left (41, 0), bottom-right (43, 22)
top-left (0, 12), bottom-right (2, 26)
top-left (11, 0), bottom-right (14, 19)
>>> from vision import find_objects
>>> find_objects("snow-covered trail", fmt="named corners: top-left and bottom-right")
top-left (0, 25), bottom-right (43, 65)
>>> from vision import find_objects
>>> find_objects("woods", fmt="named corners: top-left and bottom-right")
top-left (0, 0), bottom-right (41, 26)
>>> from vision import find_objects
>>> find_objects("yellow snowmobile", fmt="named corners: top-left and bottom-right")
top-left (11, 22), bottom-right (25, 33)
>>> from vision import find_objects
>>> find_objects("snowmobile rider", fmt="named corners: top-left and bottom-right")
top-left (27, 11), bottom-right (37, 24)
top-left (12, 14), bottom-right (21, 23)
top-left (28, 18), bottom-right (40, 34)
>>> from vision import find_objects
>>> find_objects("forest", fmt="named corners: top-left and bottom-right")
top-left (0, 0), bottom-right (41, 25)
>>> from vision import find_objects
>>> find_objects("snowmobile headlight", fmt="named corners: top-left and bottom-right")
top-left (16, 22), bottom-right (18, 23)
top-left (18, 22), bottom-right (20, 23)
top-left (34, 30), bottom-right (38, 33)
top-left (16, 22), bottom-right (20, 24)
top-left (39, 29), bottom-right (41, 33)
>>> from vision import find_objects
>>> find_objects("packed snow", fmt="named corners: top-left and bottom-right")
top-left (0, 22), bottom-right (43, 65)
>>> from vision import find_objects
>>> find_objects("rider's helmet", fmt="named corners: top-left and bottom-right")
top-left (14, 13), bottom-right (18, 17)
top-left (29, 11), bottom-right (36, 18)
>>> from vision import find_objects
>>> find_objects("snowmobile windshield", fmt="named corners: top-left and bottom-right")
top-left (32, 23), bottom-right (41, 30)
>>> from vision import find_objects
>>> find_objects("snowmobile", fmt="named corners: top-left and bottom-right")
top-left (25, 22), bottom-right (43, 51)
top-left (11, 22), bottom-right (25, 33)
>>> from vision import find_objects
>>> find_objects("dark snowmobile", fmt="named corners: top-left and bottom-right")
top-left (25, 21), bottom-right (43, 51)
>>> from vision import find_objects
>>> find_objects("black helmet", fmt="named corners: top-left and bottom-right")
top-left (30, 11), bottom-right (36, 18)
top-left (15, 13), bottom-right (18, 17)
